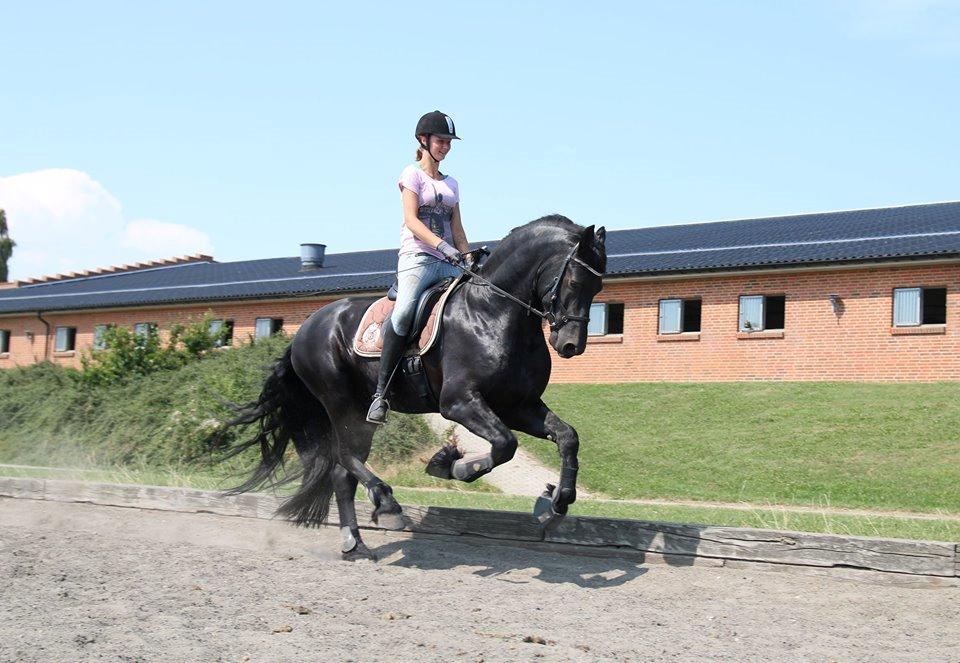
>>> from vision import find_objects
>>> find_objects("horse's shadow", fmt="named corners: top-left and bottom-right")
top-left (368, 533), bottom-right (651, 589)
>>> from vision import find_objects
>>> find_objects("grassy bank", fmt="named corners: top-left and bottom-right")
top-left (519, 382), bottom-right (960, 513)
top-left (3, 344), bottom-right (959, 535)
top-left (0, 336), bottom-right (467, 490)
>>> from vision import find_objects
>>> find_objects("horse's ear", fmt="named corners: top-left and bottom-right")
top-left (579, 224), bottom-right (595, 248)
top-left (596, 226), bottom-right (606, 246)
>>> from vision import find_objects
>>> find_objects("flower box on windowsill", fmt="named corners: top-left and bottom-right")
top-left (586, 334), bottom-right (623, 345)
top-left (890, 325), bottom-right (946, 336)
top-left (736, 330), bottom-right (784, 340)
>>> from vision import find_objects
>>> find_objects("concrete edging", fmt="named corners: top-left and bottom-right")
top-left (2, 476), bottom-right (958, 581)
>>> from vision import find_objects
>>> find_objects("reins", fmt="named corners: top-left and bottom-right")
top-left (450, 244), bottom-right (604, 332)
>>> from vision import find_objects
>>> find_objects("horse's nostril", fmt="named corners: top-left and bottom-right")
top-left (562, 343), bottom-right (577, 357)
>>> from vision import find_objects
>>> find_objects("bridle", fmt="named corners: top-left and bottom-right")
top-left (540, 244), bottom-right (605, 331)
top-left (457, 243), bottom-right (605, 332)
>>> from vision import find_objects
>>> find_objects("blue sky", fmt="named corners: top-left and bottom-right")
top-left (1, 1), bottom-right (958, 279)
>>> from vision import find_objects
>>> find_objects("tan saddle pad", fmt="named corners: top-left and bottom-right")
top-left (353, 277), bottom-right (462, 357)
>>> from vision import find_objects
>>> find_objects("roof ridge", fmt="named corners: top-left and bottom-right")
top-left (617, 200), bottom-right (960, 233)
top-left (17, 254), bottom-right (215, 286)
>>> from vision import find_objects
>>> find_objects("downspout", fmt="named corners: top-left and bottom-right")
top-left (36, 311), bottom-right (50, 361)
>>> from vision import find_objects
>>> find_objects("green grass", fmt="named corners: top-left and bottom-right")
top-left (519, 383), bottom-right (960, 513)
top-left (3, 347), bottom-right (959, 540)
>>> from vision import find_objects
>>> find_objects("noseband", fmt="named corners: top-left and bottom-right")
top-left (458, 243), bottom-right (604, 332)
top-left (541, 245), bottom-right (605, 331)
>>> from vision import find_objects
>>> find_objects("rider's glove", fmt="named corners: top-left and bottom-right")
top-left (436, 240), bottom-right (462, 265)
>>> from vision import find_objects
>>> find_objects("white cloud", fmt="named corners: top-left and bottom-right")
top-left (0, 169), bottom-right (212, 280)
top-left (122, 219), bottom-right (213, 256)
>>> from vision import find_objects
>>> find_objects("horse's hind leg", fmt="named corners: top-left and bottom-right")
top-left (332, 463), bottom-right (375, 560)
top-left (338, 452), bottom-right (405, 531)
top-left (326, 405), bottom-right (406, 531)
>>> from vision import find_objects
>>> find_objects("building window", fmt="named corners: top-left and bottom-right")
top-left (93, 324), bottom-right (112, 351)
top-left (588, 302), bottom-right (624, 336)
top-left (55, 326), bottom-right (77, 352)
top-left (133, 322), bottom-right (156, 339)
top-left (0, 329), bottom-right (9, 354)
top-left (739, 295), bottom-right (785, 332)
top-left (255, 317), bottom-right (284, 339)
top-left (209, 319), bottom-right (234, 346)
top-left (658, 299), bottom-right (702, 334)
top-left (893, 287), bottom-right (946, 327)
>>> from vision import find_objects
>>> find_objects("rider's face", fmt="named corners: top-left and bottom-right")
top-left (428, 136), bottom-right (452, 160)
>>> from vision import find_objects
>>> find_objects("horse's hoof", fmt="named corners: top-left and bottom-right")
top-left (534, 484), bottom-right (568, 531)
top-left (342, 541), bottom-right (377, 562)
top-left (375, 510), bottom-right (406, 531)
top-left (425, 444), bottom-right (463, 480)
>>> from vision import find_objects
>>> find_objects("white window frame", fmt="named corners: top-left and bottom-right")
top-left (93, 324), bottom-right (110, 351)
top-left (738, 295), bottom-right (765, 332)
top-left (255, 317), bottom-right (282, 340)
top-left (133, 322), bottom-right (154, 339)
top-left (209, 319), bottom-right (233, 347)
top-left (658, 299), bottom-right (683, 335)
top-left (55, 326), bottom-right (76, 352)
top-left (587, 302), bottom-right (608, 336)
top-left (892, 287), bottom-right (947, 327)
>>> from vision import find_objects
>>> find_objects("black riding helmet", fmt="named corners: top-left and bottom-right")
top-left (415, 111), bottom-right (460, 161)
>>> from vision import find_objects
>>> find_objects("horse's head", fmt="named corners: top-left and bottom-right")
top-left (545, 224), bottom-right (607, 358)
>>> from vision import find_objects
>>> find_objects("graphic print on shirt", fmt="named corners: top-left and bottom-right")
top-left (416, 186), bottom-right (452, 240)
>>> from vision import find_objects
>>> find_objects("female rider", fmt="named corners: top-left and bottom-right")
top-left (366, 110), bottom-right (471, 424)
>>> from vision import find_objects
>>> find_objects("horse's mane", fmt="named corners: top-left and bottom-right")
top-left (502, 214), bottom-right (582, 242)
top-left (480, 214), bottom-right (596, 278)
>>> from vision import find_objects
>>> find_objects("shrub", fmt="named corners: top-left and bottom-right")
top-left (0, 334), bottom-right (439, 475)
top-left (81, 312), bottom-right (230, 385)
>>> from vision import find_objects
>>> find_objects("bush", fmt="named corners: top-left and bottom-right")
top-left (81, 312), bottom-right (230, 386)
top-left (0, 334), bottom-right (439, 475)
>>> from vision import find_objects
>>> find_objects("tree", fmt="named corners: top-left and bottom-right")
top-left (0, 209), bottom-right (14, 282)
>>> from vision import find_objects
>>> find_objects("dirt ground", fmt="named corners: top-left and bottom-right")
top-left (1, 498), bottom-right (958, 663)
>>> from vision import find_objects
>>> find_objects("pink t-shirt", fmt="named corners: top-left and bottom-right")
top-left (397, 164), bottom-right (460, 258)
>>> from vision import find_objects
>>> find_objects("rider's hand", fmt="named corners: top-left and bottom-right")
top-left (436, 240), bottom-right (462, 265)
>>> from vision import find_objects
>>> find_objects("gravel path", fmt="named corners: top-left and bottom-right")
top-left (423, 414), bottom-right (594, 498)
top-left (2, 498), bottom-right (958, 662)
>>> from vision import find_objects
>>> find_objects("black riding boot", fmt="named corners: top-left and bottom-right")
top-left (366, 319), bottom-right (407, 425)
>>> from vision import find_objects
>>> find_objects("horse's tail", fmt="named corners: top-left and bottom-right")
top-left (214, 345), bottom-right (336, 527)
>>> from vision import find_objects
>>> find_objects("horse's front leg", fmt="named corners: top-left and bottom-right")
top-left (505, 400), bottom-right (580, 526)
top-left (427, 391), bottom-right (517, 482)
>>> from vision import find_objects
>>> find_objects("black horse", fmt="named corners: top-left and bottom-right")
top-left (217, 215), bottom-right (606, 558)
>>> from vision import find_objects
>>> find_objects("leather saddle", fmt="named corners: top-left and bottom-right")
top-left (353, 276), bottom-right (462, 357)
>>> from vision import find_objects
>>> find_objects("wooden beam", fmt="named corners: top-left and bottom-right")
top-left (1, 477), bottom-right (956, 578)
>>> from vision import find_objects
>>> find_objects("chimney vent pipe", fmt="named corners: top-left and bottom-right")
top-left (300, 243), bottom-right (326, 270)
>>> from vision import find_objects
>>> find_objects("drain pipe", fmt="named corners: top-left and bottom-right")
top-left (36, 311), bottom-right (50, 361)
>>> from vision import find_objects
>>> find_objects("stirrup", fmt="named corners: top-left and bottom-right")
top-left (365, 395), bottom-right (390, 425)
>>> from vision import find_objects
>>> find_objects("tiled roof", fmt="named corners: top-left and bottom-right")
top-left (2, 201), bottom-right (959, 314)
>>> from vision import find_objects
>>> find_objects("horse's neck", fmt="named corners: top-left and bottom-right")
top-left (479, 244), bottom-right (549, 305)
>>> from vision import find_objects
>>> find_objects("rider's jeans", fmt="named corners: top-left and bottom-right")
top-left (392, 252), bottom-right (460, 336)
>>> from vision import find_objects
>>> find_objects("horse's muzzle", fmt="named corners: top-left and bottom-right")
top-left (558, 342), bottom-right (579, 358)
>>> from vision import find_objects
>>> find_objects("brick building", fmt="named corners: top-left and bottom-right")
top-left (2, 201), bottom-right (959, 382)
